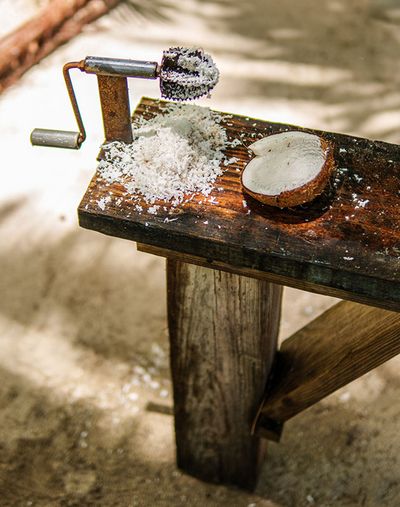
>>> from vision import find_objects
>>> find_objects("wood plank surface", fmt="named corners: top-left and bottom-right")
top-left (167, 260), bottom-right (282, 489)
top-left (79, 97), bottom-right (400, 311)
top-left (254, 301), bottom-right (400, 440)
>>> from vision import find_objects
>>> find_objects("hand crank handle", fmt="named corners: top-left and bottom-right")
top-left (31, 61), bottom-right (86, 149)
top-left (30, 128), bottom-right (82, 149)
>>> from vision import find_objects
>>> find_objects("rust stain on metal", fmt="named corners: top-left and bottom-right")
top-left (97, 75), bottom-right (133, 144)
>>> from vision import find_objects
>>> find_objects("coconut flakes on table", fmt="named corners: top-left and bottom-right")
top-left (97, 103), bottom-right (230, 207)
top-left (223, 156), bottom-right (239, 166)
top-left (229, 138), bottom-right (242, 148)
top-left (97, 195), bottom-right (111, 210)
top-left (147, 205), bottom-right (160, 215)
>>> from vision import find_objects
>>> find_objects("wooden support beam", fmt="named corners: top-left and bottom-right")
top-left (138, 243), bottom-right (357, 306)
top-left (254, 301), bottom-right (400, 441)
top-left (167, 259), bottom-right (282, 489)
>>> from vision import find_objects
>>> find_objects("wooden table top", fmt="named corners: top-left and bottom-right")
top-left (78, 97), bottom-right (400, 311)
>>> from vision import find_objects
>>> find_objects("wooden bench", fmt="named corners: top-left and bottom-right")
top-left (78, 97), bottom-right (400, 490)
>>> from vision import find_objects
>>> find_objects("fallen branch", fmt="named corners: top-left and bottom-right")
top-left (0, 0), bottom-right (121, 93)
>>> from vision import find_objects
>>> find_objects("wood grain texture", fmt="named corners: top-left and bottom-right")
top-left (167, 260), bottom-right (282, 489)
top-left (255, 301), bottom-right (400, 439)
top-left (79, 97), bottom-right (400, 311)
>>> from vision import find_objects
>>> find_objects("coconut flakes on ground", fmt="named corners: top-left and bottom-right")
top-left (97, 103), bottom-right (229, 206)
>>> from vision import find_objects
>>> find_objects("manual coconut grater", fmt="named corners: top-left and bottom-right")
top-left (31, 47), bottom-right (219, 150)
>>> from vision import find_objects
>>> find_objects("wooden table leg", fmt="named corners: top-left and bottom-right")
top-left (166, 259), bottom-right (283, 489)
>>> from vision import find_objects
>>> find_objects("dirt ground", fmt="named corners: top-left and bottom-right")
top-left (0, 0), bottom-right (399, 505)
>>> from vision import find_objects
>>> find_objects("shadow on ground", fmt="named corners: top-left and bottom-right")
top-left (0, 1), bottom-right (399, 505)
top-left (0, 195), bottom-right (399, 506)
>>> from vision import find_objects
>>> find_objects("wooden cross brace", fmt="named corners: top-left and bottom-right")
top-left (253, 300), bottom-right (400, 442)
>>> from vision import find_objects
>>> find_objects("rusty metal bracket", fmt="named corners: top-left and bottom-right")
top-left (97, 74), bottom-right (133, 144)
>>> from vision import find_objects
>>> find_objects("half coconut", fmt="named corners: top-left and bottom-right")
top-left (241, 131), bottom-right (336, 208)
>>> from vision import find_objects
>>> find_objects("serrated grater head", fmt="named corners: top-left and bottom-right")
top-left (159, 47), bottom-right (219, 101)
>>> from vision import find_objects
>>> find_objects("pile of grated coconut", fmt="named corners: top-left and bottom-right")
top-left (97, 103), bottom-right (229, 206)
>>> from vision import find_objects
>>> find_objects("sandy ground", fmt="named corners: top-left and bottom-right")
top-left (0, 0), bottom-right (400, 505)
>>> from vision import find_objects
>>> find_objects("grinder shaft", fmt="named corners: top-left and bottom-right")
top-left (83, 56), bottom-right (159, 79)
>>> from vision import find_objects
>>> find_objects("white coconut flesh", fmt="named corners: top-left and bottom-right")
top-left (243, 131), bottom-right (327, 196)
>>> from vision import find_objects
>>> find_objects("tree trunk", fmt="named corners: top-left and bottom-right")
top-left (0, 0), bottom-right (121, 93)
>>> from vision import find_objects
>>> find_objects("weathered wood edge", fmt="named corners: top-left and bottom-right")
top-left (79, 203), bottom-right (400, 312)
top-left (136, 243), bottom-right (359, 305)
top-left (88, 217), bottom-right (396, 313)
top-left (253, 300), bottom-right (400, 440)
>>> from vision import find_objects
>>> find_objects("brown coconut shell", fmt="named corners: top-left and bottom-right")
top-left (241, 136), bottom-right (336, 208)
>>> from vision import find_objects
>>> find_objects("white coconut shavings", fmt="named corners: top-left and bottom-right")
top-left (229, 138), bottom-right (241, 148)
top-left (148, 205), bottom-right (160, 215)
top-left (97, 195), bottom-right (111, 210)
top-left (177, 50), bottom-right (218, 85)
top-left (355, 199), bottom-right (369, 209)
top-left (97, 103), bottom-right (229, 205)
top-left (224, 156), bottom-right (239, 166)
